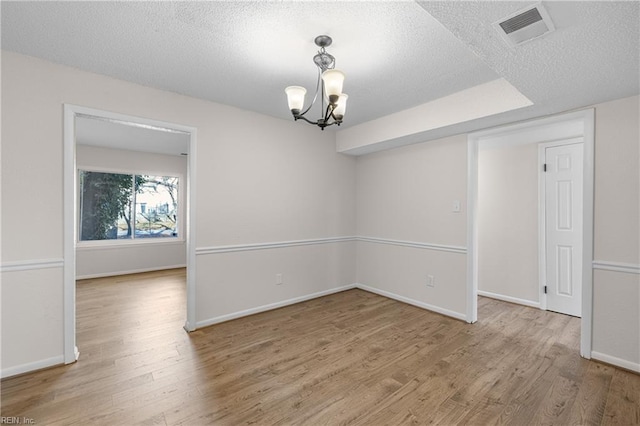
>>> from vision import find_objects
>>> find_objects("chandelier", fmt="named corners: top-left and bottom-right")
top-left (285, 35), bottom-right (348, 130)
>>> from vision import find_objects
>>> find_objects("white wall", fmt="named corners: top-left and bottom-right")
top-left (478, 143), bottom-right (539, 304)
top-left (196, 242), bottom-right (357, 325)
top-left (1, 51), bottom-right (357, 376)
top-left (1, 49), bottom-right (638, 377)
top-left (355, 135), bottom-right (468, 318)
top-left (354, 95), bottom-right (640, 372)
top-left (591, 95), bottom-right (640, 370)
top-left (75, 145), bottom-right (187, 278)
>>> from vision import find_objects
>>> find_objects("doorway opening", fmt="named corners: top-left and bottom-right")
top-left (467, 109), bottom-right (594, 358)
top-left (63, 105), bottom-right (197, 364)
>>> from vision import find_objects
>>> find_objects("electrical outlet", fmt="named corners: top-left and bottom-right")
top-left (276, 273), bottom-right (283, 285)
top-left (426, 275), bottom-right (435, 287)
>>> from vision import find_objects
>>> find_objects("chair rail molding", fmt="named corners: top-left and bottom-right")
top-left (195, 236), bottom-right (357, 255)
top-left (1, 258), bottom-right (65, 273)
top-left (196, 236), bottom-right (466, 256)
top-left (592, 260), bottom-right (640, 275)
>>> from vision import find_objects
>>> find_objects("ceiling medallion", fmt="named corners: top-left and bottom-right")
top-left (285, 35), bottom-right (348, 130)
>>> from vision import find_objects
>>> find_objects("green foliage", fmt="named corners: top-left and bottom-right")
top-left (79, 172), bottom-right (146, 240)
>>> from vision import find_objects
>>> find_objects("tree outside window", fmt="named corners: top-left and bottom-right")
top-left (79, 171), bottom-right (179, 241)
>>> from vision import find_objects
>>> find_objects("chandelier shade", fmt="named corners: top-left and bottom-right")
top-left (321, 69), bottom-right (345, 104)
top-left (333, 94), bottom-right (348, 120)
top-left (284, 35), bottom-right (348, 130)
top-left (285, 86), bottom-right (307, 113)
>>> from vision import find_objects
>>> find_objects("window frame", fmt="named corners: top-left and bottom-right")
top-left (76, 166), bottom-right (185, 247)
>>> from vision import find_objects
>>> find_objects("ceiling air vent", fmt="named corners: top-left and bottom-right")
top-left (494, 2), bottom-right (555, 47)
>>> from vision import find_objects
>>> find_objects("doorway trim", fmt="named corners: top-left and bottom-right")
top-left (467, 109), bottom-right (595, 358)
top-left (63, 104), bottom-right (198, 364)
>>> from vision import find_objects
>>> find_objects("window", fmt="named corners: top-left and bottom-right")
top-left (78, 170), bottom-right (179, 241)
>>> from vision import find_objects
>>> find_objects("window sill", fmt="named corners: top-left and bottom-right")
top-left (76, 239), bottom-right (185, 251)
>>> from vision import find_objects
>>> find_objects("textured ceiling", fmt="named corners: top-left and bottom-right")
top-left (1, 1), bottom-right (638, 144)
top-left (417, 1), bottom-right (640, 116)
top-left (1, 1), bottom-right (499, 128)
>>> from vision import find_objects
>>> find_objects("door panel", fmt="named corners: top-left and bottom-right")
top-left (557, 180), bottom-right (572, 229)
top-left (545, 143), bottom-right (583, 317)
top-left (556, 245), bottom-right (573, 296)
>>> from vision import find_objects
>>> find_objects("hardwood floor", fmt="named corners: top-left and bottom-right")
top-left (1, 269), bottom-right (638, 425)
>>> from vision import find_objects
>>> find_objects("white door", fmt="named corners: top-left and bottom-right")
top-left (545, 143), bottom-right (583, 317)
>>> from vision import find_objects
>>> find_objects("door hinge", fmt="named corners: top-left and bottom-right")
top-left (543, 163), bottom-right (547, 172)
top-left (544, 285), bottom-right (547, 294)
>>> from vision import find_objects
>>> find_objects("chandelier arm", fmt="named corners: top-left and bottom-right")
top-left (326, 103), bottom-right (343, 124)
top-left (321, 78), bottom-right (325, 115)
top-left (299, 68), bottom-right (322, 117)
top-left (294, 115), bottom-right (319, 126)
top-left (321, 121), bottom-right (339, 129)
top-left (323, 104), bottom-right (333, 123)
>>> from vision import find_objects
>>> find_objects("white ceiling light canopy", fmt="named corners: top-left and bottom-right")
top-left (494, 2), bottom-right (555, 48)
top-left (285, 35), bottom-right (348, 130)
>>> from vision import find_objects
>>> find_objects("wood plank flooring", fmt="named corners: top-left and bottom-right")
top-left (1, 269), bottom-right (639, 425)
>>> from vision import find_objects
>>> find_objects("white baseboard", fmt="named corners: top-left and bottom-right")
top-left (195, 284), bottom-right (357, 329)
top-left (591, 351), bottom-right (640, 373)
top-left (183, 321), bottom-right (196, 333)
top-left (477, 290), bottom-right (540, 309)
top-left (195, 283), bottom-right (467, 329)
top-left (76, 264), bottom-right (186, 280)
top-left (356, 283), bottom-right (467, 321)
top-left (1, 355), bottom-right (65, 379)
